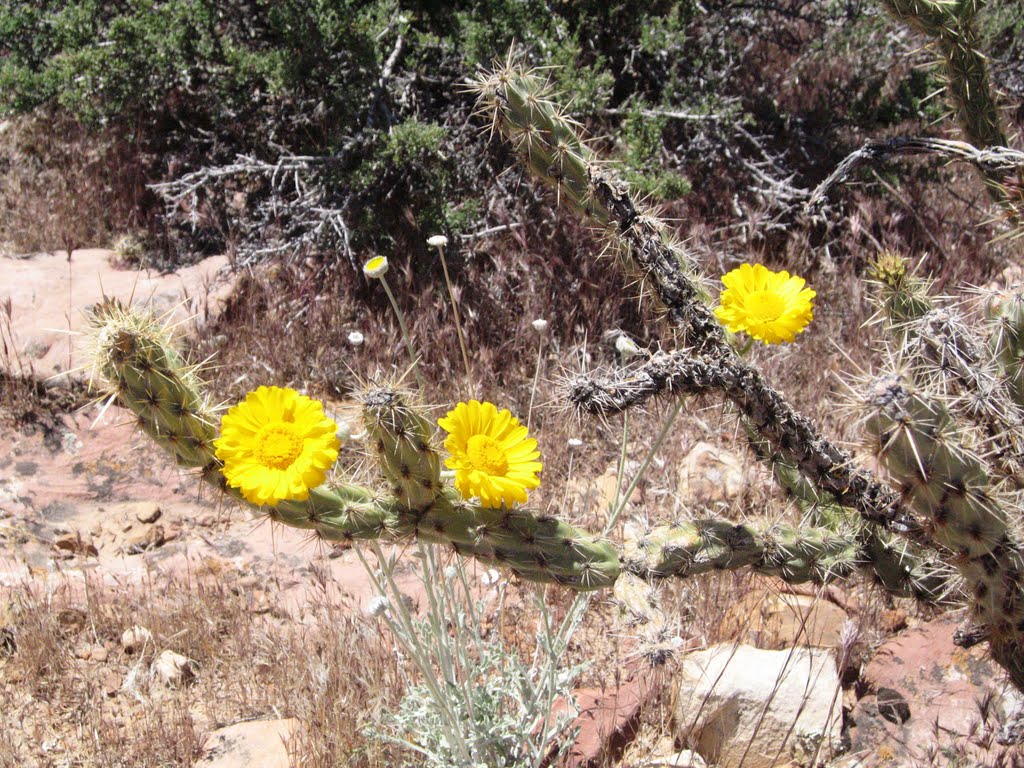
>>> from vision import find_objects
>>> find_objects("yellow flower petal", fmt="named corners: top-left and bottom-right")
top-left (714, 263), bottom-right (816, 345)
top-left (438, 400), bottom-right (542, 508)
top-left (214, 386), bottom-right (340, 507)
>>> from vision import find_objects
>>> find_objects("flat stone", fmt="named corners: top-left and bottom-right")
top-left (673, 644), bottom-right (843, 768)
top-left (563, 674), bottom-right (660, 767)
top-left (153, 649), bottom-right (197, 687)
top-left (676, 442), bottom-right (747, 504)
top-left (121, 625), bottom-right (153, 654)
top-left (131, 502), bottom-right (162, 524)
top-left (195, 718), bottom-right (298, 768)
top-left (123, 525), bottom-right (165, 555)
top-left (848, 617), bottom-right (1024, 766)
top-left (53, 531), bottom-right (99, 557)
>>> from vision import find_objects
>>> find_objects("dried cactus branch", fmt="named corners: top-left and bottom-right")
top-left (809, 137), bottom-right (1024, 211)
top-left (567, 350), bottom-right (916, 533)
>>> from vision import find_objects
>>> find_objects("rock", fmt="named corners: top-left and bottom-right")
top-left (53, 531), bottom-right (99, 557)
top-left (123, 524), bottom-right (165, 554)
top-left (194, 718), bottom-right (298, 768)
top-left (640, 749), bottom-right (707, 767)
top-left (676, 442), bottom-right (746, 504)
top-left (563, 674), bottom-right (661, 767)
top-left (56, 608), bottom-right (87, 633)
top-left (153, 650), bottom-right (198, 687)
top-left (99, 669), bottom-right (121, 697)
top-left (673, 644), bottom-right (843, 768)
top-left (848, 616), bottom-right (1024, 766)
top-left (720, 589), bottom-right (849, 650)
top-left (121, 625), bottom-right (153, 653)
top-left (131, 502), bottom-right (162, 524)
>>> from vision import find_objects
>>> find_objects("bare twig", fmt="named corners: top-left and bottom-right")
top-left (808, 136), bottom-right (1024, 211)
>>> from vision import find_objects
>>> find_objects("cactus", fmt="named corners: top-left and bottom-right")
top-left (987, 289), bottom-right (1024, 410)
top-left (470, 54), bottom-right (1024, 689)
top-left (864, 376), bottom-right (1024, 690)
top-left (474, 58), bottom-right (919, 537)
top-left (878, 0), bottom-right (1023, 214)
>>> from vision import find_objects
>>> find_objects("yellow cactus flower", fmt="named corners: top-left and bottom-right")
top-left (714, 263), bottom-right (816, 344)
top-left (215, 386), bottom-right (340, 506)
top-left (438, 400), bottom-right (542, 508)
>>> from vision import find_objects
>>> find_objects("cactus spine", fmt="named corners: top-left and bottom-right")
top-left (879, 0), bottom-right (1023, 214)
top-left (864, 377), bottom-right (1024, 689)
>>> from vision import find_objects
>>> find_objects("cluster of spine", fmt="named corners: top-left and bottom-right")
top-left (760, 431), bottom-right (954, 604)
top-left (87, 300), bottom-right (618, 591)
top-left (863, 377), bottom-right (1024, 689)
top-left (473, 58), bottom-right (907, 533)
top-left (864, 252), bottom-right (1024, 689)
top-left (879, 0), bottom-right (1023, 214)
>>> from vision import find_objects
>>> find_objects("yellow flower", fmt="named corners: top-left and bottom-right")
top-left (214, 386), bottom-right (340, 506)
top-left (363, 255), bottom-right (389, 278)
top-left (437, 400), bottom-right (542, 508)
top-left (714, 263), bottom-right (816, 345)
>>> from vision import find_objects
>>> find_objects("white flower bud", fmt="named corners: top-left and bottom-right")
top-left (427, 235), bottom-right (449, 248)
top-left (364, 596), bottom-right (389, 617)
top-left (347, 330), bottom-right (364, 346)
top-left (532, 318), bottom-right (549, 332)
top-left (567, 438), bottom-right (583, 449)
top-left (615, 334), bottom-right (641, 358)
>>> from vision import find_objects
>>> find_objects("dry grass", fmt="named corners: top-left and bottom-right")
top-left (0, 574), bottom-right (406, 767)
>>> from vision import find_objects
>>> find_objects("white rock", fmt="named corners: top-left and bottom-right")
top-left (640, 750), bottom-right (707, 768)
top-left (673, 644), bottom-right (842, 768)
top-left (195, 719), bottom-right (298, 768)
top-left (153, 649), bottom-right (198, 687)
top-left (120, 625), bottom-right (153, 653)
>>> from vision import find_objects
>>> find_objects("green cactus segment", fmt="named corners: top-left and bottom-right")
top-left (623, 519), bottom-right (859, 585)
top-left (89, 299), bottom-right (218, 470)
top-left (865, 376), bottom-right (1024, 689)
top-left (867, 251), bottom-right (934, 329)
top-left (476, 62), bottom-right (608, 227)
top-left (864, 377), bottom-right (1008, 556)
top-left (363, 387), bottom-right (443, 511)
top-left (988, 291), bottom-right (1024, 410)
top-left (407, 491), bottom-right (620, 590)
top-left (862, 534), bottom-right (956, 603)
top-left (880, 0), bottom-right (1016, 208)
top-left (266, 484), bottom-right (396, 541)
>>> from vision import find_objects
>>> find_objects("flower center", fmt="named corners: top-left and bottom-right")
top-left (745, 290), bottom-right (786, 324)
top-left (466, 434), bottom-right (508, 476)
top-left (256, 422), bottom-right (304, 469)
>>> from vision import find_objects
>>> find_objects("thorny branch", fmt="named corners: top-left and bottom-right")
top-left (566, 348), bottom-right (921, 537)
top-left (807, 136), bottom-right (1024, 212)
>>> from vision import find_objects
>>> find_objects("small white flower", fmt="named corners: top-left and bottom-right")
top-left (532, 318), bottom-right (549, 332)
top-left (364, 596), bottom-right (390, 617)
top-left (481, 568), bottom-right (502, 586)
top-left (336, 420), bottom-right (352, 441)
top-left (567, 438), bottom-right (583, 449)
top-left (427, 235), bottom-right (449, 248)
top-left (363, 256), bottom-right (389, 279)
top-left (347, 330), bottom-right (365, 346)
top-left (615, 334), bottom-right (641, 358)
top-left (443, 565), bottom-right (458, 580)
